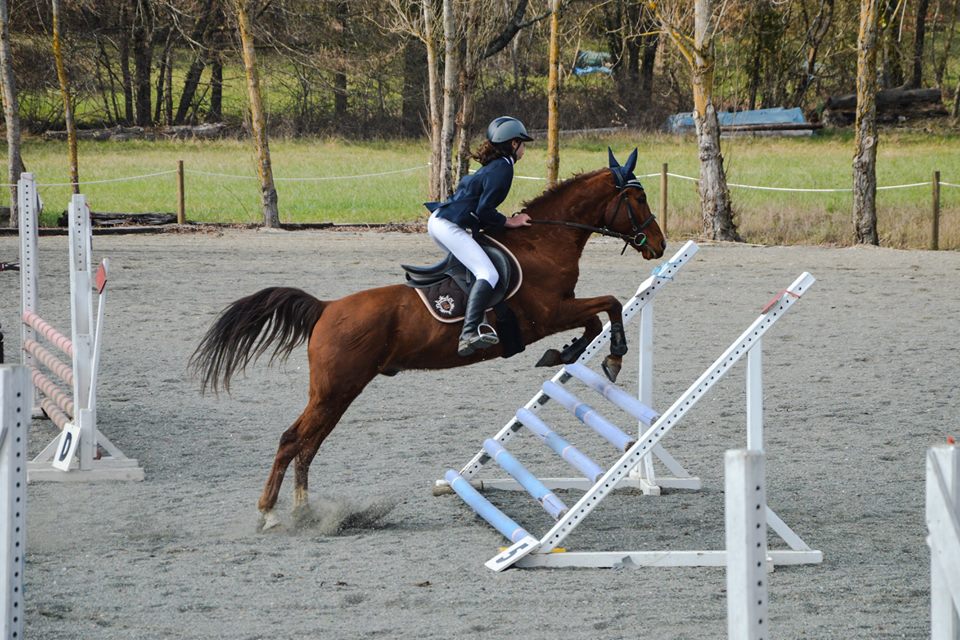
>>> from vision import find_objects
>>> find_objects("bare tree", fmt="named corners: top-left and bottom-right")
top-left (438, 0), bottom-right (459, 198)
top-left (0, 0), bottom-right (23, 227)
top-left (51, 0), bottom-right (79, 194)
top-left (905, 0), bottom-right (930, 88)
top-left (234, 0), bottom-right (280, 227)
top-left (790, 0), bottom-right (836, 106)
top-left (131, 0), bottom-right (154, 126)
top-left (659, 0), bottom-right (740, 241)
top-left (546, 0), bottom-right (560, 186)
top-left (174, 0), bottom-right (219, 125)
top-left (854, 0), bottom-right (880, 245)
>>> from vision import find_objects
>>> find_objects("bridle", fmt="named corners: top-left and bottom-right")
top-left (529, 175), bottom-right (658, 254)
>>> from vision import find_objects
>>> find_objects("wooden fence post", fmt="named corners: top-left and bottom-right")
top-left (660, 163), bottom-right (668, 236)
top-left (931, 170), bottom-right (940, 251)
top-left (177, 160), bottom-right (185, 225)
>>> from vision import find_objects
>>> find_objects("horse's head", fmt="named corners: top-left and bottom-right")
top-left (602, 148), bottom-right (666, 259)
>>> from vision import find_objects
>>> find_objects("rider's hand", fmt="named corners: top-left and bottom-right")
top-left (505, 213), bottom-right (532, 228)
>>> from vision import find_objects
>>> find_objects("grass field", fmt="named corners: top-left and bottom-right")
top-left (3, 129), bottom-right (959, 249)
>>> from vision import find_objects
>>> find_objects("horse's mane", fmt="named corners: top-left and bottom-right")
top-left (521, 168), bottom-right (609, 216)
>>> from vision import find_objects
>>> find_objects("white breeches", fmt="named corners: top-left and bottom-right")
top-left (427, 213), bottom-right (499, 288)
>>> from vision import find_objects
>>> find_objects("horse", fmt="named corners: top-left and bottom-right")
top-left (190, 149), bottom-right (666, 530)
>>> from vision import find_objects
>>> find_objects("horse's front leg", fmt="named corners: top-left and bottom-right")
top-left (536, 295), bottom-right (627, 382)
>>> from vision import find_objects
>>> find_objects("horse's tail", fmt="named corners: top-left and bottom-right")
top-left (190, 287), bottom-right (327, 394)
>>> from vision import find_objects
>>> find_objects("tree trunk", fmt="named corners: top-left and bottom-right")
top-left (423, 0), bottom-right (442, 200)
top-left (175, 0), bottom-right (216, 125)
top-left (96, 36), bottom-right (122, 123)
top-left (207, 51), bottom-right (223, 122)
top-left (907, 0), bottom-right (930, 88)
top-left (791, 0), bottom-right (834, 106)
top-left (119, 2), bottom-right (134, 124)
top-left (455, 1), bottom-right (479, 185)
top-left (854, 0), bottom-right (880, 245)
top-left (164, 41), bottom-right (173, 124)
top-left (0, 0), bottom-right (23, 227)
top-left (438, 0), bottom-right (459, 199)
top-left (401, 38), bottom-right (427, 136)
top-left (235, 0), bottom-right (279, 228)
top-left (93, 37), bottom-right (115, 126)
top-left (638, 9), bottom-right (659, 112)
top-left (132, 0), bottom-right (153, 127)
top-left (333, 1), bottom-right (348, 120)
top-left (694, 100), bottom-right (738, 240)
top-left (691, 0), bottom-right (739, 241)
top-left (51, 0), bottom-right (79, 194)
top-left (880, 0), bottom-right (903, 88)
top-left (546, 0), bottom-right (560, 187)
top-left (933, 0), bottom-right (960, 88)
top-left (154, 28), bottom-right (172, 124)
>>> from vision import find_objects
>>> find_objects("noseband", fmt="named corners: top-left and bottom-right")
top-left (529, 178), bottom-right (657, 253)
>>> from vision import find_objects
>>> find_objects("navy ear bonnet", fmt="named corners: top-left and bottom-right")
top-left (607, 147), bottom-right (641, 189)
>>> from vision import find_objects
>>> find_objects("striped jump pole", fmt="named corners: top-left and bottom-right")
top-left (482, 440), bottom-right (567, 519)
top-left (444, 469), bottom-right (532, 544)
top-left (17, 173), bottom-right (143, 482)
top-left (565, 363), bottom-right (659, 425)
top-left (541, 381), bottom-right (634, 452)
top-left (515, 408), bottom-right (604, 482)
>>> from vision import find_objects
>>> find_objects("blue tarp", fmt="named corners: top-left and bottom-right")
top-left (665, 107), bottom-right (806, 133)
top-left (574, 50), bottom-right (613, 77)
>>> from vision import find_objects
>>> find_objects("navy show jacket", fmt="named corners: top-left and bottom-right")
top-left (424, 156), bottom-right (515, 232)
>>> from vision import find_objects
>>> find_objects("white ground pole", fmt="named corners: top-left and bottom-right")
top-left (1, 365), bottom-right (30, 639)
top-left (927, 444), bottom-right (960, 640)
top-left (18, 174), bottom-right (144, 482)
top-left (726, 450), bottom-right (770, 640)
top-left (434, 240), bottom-right (702, 496)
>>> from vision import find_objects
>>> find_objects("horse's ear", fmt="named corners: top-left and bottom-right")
top-left (607, 147), bottom-right (620, 169)
top-left (624, 148), bottom-right (638, 176)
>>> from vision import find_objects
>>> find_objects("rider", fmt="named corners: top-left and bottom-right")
top-left (425, 116), bottom-right (533, 357)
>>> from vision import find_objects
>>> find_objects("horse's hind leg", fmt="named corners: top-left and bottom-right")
top-left (257, 398), bottom-right (350, 530)
top-left (258, 415), bottom-right (306, 530)
top-left (291, 401), bottom-right (353, 519)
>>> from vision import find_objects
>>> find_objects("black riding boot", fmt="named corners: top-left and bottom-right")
top-left (457, 280), bottom-right (499, 357)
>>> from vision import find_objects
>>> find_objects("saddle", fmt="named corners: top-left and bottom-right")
top-left (401, 235), bottom-right (525, 358)
top-left (401, 235), bottom-right (522, 323)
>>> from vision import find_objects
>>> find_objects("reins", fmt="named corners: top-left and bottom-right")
top-left (527, 180), bottom-right (657, 254)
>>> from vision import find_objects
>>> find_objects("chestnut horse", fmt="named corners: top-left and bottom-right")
top-left (190, 149), bottom-right (666, 529)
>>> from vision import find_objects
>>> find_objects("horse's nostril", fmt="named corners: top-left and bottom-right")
top-left (662, 241), bottom-right (667, 251)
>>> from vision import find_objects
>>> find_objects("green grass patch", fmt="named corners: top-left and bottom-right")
top-left (4, 130), bottom-right (959, 249)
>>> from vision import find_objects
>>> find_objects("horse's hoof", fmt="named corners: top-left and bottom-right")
top-left (536, 349), bottom-right (562, 367)
top-left (259, 510), bottom-right (282, 531)
top-left (602, 356), bottom-right (621, 383)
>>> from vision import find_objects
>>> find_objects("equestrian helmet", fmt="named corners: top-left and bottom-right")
top-left (486, 116), bottom-right (534, 144)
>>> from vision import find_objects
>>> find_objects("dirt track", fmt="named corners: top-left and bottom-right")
top-left (1, 229), bottom-right (956, 639)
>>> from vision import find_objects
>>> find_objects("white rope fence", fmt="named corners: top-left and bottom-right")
top-left (0, 165), bottom-right (953, 190)
top-left (2, 162), bottom-right (954, 248)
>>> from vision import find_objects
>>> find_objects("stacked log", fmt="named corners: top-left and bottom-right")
top-left (823, 88), bottom-right (946, 126)
top-left (44, 122), bottom-right (228, 141)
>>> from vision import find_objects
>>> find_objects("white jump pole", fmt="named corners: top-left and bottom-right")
top-left (927, 444), bottom-right (960, 640)
top-left (726, 449), bottom-right (769, 640)
top-left (1, 365), bottom-right (30, 639)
